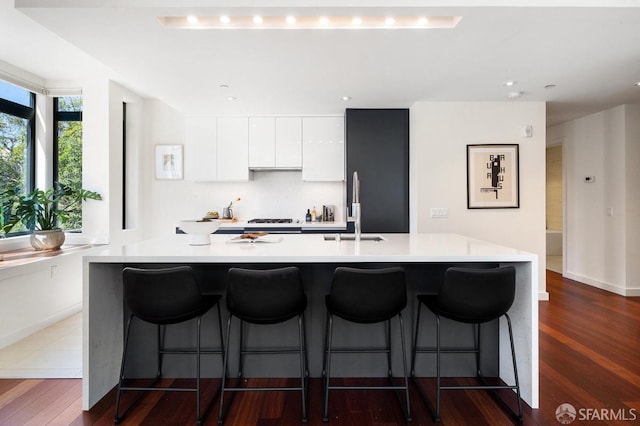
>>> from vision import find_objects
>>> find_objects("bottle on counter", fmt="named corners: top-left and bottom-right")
top-left (311, 206), bottom-right (317, 222)
top-left (305, 209), bottom-right (311, 222)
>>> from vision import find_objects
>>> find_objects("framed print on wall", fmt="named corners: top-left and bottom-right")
top-left (155, 145), bottom-right (183, 179)
top-left (467, 144), bottom-right (519, 209)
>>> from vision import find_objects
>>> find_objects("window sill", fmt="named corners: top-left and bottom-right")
top-left (0, 244), bottom-right (104, 279)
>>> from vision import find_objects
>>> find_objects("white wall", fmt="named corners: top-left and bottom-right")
top-left (81, 79), bottom-right (145, 245)
top-left (410, 101), bottom-right (547, 298)
top-left (142, 100), bottom-right (345, 238)
top-left (548, 104), bottom-right (640, 296)
top-left (625, 105), bottom-right (640, 296)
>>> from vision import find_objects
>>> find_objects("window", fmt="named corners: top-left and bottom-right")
top-left (53, 96), bottom-right (83, 231)
top-left (0, 80), bottom-right (36, 235)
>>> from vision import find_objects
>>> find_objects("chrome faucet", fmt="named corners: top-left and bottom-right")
top-left (351, 171), bottom-right (361, 242)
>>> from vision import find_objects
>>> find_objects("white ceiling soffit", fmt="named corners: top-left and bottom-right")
top-left (10, 1), bottom-right (640, 126)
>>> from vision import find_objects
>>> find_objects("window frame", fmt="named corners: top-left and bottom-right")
top-left (0, 88), bottom-right (36, 237)
top-left (0, 93), bottom-right (36, 193)
top-left (52, 97), bottom-right (83, 185)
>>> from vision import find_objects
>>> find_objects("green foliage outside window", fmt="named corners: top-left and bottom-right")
top-left (56, 96), bottom-right (83, 231)
top-left (0, 113), bottom-right (29, 234)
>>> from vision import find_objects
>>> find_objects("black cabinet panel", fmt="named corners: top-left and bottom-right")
top-left (346, 109), bottom-right (409, 233)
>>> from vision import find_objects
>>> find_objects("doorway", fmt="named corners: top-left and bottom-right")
top-left (546, 141), bottom-right (563, 274)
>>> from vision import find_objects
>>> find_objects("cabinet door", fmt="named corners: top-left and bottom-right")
top-left (217, 117), bottom-right (249, 181)
top-left (275, 117), bottom-right (302, 168)
top-left (249, 117), bottom-right (275, 168)
top-left (346, 109), bottom-right (409, 233)
top-left (302, 116), bottom-right (344, 181)
top-left (184, 116), bottom-right (217, 181)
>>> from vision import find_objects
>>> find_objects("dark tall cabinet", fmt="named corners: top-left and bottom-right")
top-left (346, 108), bottom-right (409, 233)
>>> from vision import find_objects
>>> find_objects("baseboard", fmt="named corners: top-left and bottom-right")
top-left (563, 271), bottom-right (640, 297)
top-left (0, 304), bottom-right (82, 350)
top-left (538, 291), bottom-right (550, 301)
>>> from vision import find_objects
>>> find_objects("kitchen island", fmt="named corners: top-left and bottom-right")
top-left (82, 233), bottom-right (538, 411)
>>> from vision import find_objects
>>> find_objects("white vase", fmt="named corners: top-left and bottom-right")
top-left (30, 229), bottom-right (65, 251)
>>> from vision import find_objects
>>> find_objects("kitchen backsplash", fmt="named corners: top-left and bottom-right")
top-left (186, 170), bottom-right (345, 223)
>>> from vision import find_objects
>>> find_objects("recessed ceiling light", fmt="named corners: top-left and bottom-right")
top-left (219, 84), bottom-right (229, 89)
top-left (634, 82), bottom-right (640, 87)
top-left (227, 96), bottom-right (237, 101)
top-left (544, 84), bottom-right (557, 89)
top-left (507, 91), bottom-right (524, 99)
top-left (341, 96), bottom-right (352, 101)
top-left (159, 15), bottom-right (463, 30)
top-left (504, 80), bottom-right (517, 87)
top-left (186, 15), bottom-right (198, 24)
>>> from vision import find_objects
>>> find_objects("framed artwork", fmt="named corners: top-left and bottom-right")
top-left (467, 144), bottom-right (519, 209)
top-left (155, 145), bottom-right (183, 180)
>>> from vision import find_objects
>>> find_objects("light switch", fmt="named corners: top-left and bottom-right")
top-left (430, 208), bottom-right (449, 218)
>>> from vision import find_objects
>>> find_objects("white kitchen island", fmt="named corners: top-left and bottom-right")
top-left (82, 233), bottom-right (538, 411)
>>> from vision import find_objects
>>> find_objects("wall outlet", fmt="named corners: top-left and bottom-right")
top-left (585, 176), bottom-right (596, 183)
top-left (431, 208), bottom-right (449, 218)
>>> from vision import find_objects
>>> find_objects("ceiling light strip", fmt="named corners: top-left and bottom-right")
top-left (158, 15), bottom-right (462, 30)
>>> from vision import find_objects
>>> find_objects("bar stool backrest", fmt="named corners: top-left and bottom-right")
top-left (328, 267), bottom-right (407, 323)
top-left (227, 266), bottom-right (307, 324)
top-left (122, 266), bottom-right (210, 325)
top-left (436, 266), bottom-right (516, 324)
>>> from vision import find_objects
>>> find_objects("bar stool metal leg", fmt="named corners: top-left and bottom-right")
top-left (322, 313), bottom-right (334, 422)
top-left (218, 314), bottom-right (233, 425)
top-left (397, 313), bottom-right (412, 422)
top-left (298, 314), bottom-right (308, 422)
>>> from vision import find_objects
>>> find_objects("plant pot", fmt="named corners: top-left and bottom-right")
top-left (30, 229), bottom-right (65, 251)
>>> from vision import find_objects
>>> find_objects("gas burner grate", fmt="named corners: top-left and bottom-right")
top-left (247, 218), bottom-right (293, 224)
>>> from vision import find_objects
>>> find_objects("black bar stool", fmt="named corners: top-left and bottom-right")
top-left (218, 266), bottom-right (308, 424)
top-left (322, 266), bottom-right (411, 422)
top-left (411, 266), bottom-right (523, 423)
top-left (114, 266), bottom-right (224, 425)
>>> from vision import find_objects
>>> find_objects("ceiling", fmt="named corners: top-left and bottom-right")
top-left (2, 0), bottom-right (640, 126)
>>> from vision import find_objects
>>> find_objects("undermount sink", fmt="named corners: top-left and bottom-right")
top-left (323, 234), bottom-right (385, 242)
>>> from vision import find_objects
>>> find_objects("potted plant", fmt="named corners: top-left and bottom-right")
top-left (1, 182), bottom-right (102, 250)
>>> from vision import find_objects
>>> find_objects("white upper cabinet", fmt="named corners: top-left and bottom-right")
top-left (184, 116), bottom-right (249, 181)
top-left (217, 117), bottom-right (249, 181)
top-left (184, 116), bottom-right (217, 181)
top-left (302, 116), bottom-right (345, 181)
top-left (275, 117), bottom-right (302, 168)
top-left (248, 117), bottom-right (276, 168)
top-left (249, 117), bottom-right (302, 169)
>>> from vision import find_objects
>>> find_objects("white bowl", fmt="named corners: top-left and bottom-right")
top-left (179, 220), bottom-right (220, 245)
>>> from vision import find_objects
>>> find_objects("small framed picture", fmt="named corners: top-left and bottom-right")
top-left (155, 145), bottom-right (183, 180)
top-left (467, 144), bottom-right (519, 209)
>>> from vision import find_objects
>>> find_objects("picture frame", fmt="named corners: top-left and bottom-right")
top-left (155, 145), bottom-right (183, 180)
top-left (467, 144), bottom-right (519, 209)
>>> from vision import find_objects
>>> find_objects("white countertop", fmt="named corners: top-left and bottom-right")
top-left (84, 233), bottom-right (536, 264)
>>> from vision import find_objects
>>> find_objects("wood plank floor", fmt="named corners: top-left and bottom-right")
top-left (1, 270), bottom-right (639, 425)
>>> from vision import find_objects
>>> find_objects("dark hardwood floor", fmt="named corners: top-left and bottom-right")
top-left (1, 270), bottom-right (639, 425)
